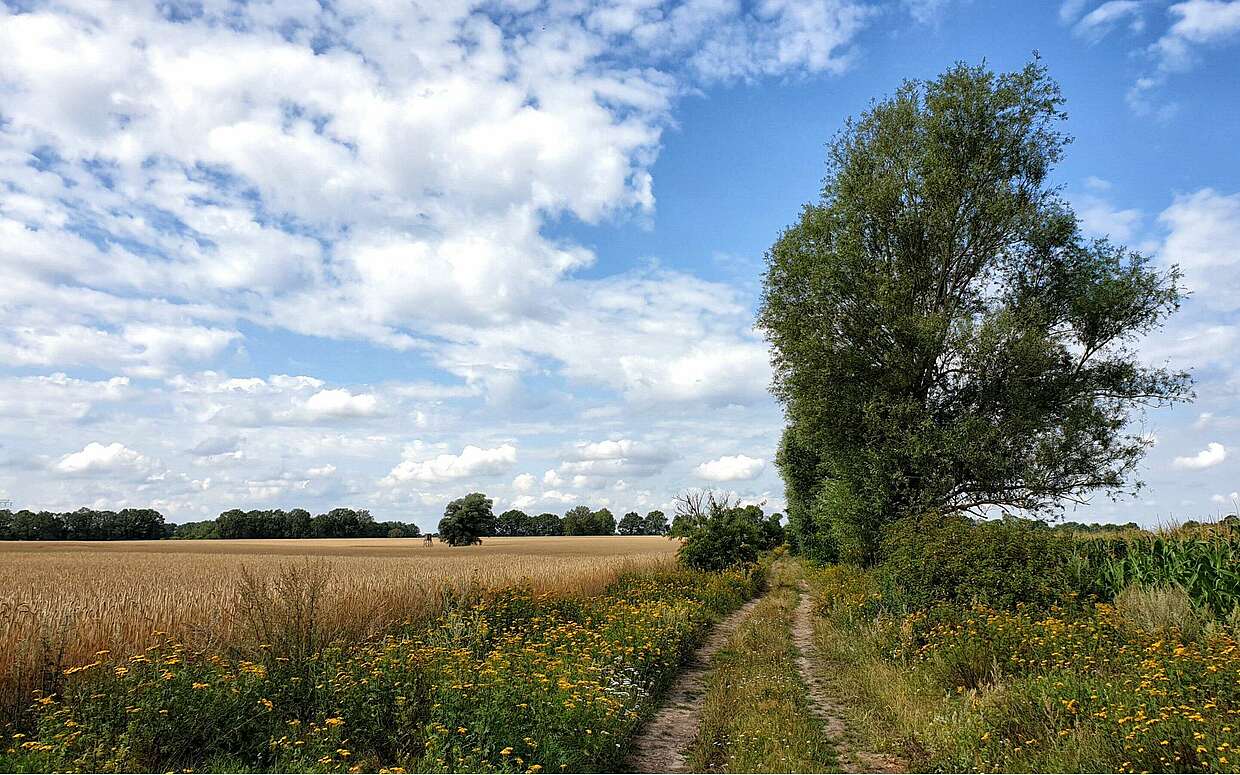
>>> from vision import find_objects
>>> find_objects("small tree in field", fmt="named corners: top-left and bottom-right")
top-left (759, 61), bottom-right (1191, 565)
top-left (439, 493), bottom-right (494, 547)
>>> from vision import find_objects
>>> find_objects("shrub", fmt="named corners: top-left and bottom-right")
top-left (678, 511), bottom-right (762, 571)
top-left (670, 491), bottom-right (774, 571)
top-left (877, 514), bottom-right (1075, 611)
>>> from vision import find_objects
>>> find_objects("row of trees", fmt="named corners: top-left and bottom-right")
top-left (0, 507), bottom-right (423, 541)
top-left (185, 508), bottom-right (420, 539)
top-left (0, 508), bottom-right (167, 541)
top-left (439, 494), bottom-right (672, 546)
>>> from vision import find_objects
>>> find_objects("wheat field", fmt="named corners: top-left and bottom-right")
top-left (0, 536), bottom-right (677, 720)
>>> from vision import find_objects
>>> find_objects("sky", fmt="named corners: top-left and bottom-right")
top-left (1, 0), bottom-right (1238, 531)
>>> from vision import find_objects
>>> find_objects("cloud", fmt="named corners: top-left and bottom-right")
top-left (555, 437), bottom-right (674, 479)
top-left (901, 0), bottom-right (954, 25)
top-left (0, 0), bottom-right (852, 525)
top-left (1059, 0), bottom-right (1093, 23)
top-left (1075, 192), bottom-right (1142, 242)
top-left (0, 373), bottom-right (130, 420)
top-left (298, 389), bottom-right (381, 421)
top-left (1122, 0), bottom-right (1240, 115)
top-left (383, 443), bottom-right (518, 485)
top-left (1159, 189), bottom-right (1240, 312)
top-left (1211, 491), bottom-right (1240, 504)
top-left (1073, 1), bottom-right (1144, 40)
top-left (1173, 442), bottom-right (1228, 470)
top-left (0, 0), bottom-right (870, 387)
top-left (53, 442), bottom-right (151, 476)
top-left (1153, 0), bottom-right (1240, 72)
top-left (188, 435), bottom-right (242, 458)
top-left (307, 464), bottom-right (337, 478)
top-left (695, 454), bottom-right (766, 481)
top-left (512, 473), bottom-right (536, 493)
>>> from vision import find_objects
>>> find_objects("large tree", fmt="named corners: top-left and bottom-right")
top-left (758, 61), bottom-right (1191, 565)
top-left (439, 493), bottom-right (495, 547)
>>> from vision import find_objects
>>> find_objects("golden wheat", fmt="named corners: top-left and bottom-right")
top-left (0, 536), bottom-right (676, 719)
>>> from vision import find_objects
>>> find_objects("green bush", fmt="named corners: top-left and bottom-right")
top-left (678, 511), bottom-right (762, 572)
top-left (877, 514), bottom-right (1076, 611)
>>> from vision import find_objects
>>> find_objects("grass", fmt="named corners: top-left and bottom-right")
top-left (806, 563), bottom-right (1240, 773)
top-left (688, 555), bottom-right (837, 773)
top-left (4, 558), bottom-right (761, 773)
top-left (0, 536), bottom-right (677, 727)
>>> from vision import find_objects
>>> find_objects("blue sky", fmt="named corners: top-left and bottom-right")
top-left (1, 0), bottom-right (1238, 530)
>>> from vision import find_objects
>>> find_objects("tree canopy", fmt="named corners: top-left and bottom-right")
top-left (758, 61), bottom-right (1191, 565)
top-left (439, 493), bottom-right (495, 546)
top-left (563, 505), bottom-right (616, 536)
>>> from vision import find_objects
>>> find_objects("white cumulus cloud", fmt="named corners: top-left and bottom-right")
top-left (695, 454), bottom-right (766, 482)
top-left (384, 443), bottom-right (518, 485)
top-left (53, 442), bottom-right (150, 476)
top-left (1173, 442), bottom-right (1228, 470)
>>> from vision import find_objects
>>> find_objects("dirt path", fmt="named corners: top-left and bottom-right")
top-left (625, 592), bottom-right (765, 773)
top-left (793, 580), bottom-right (905, 774)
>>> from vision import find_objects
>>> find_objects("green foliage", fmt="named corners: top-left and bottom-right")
top-left (532, 512), bottom-right (564, 536)
top-left (562, 505), bottom-right (615, 536)
top-left (619, 510), bottom-right (668, 536)
top-left (439, 493), bottom-right (495, 547)
top-left (674, 492), bottom-right (765, 572)
top-left (202, 508), bottom-right (418, 540)
top-left (809, 563), bottom-right (1240, 774)
top-left (495, 509), bottom-right (532, 536)
top-left (0, 508), bottom-right (167, 541)
top-left (876, 514), bottom-right (1076, 611)
top-left (642, 510), bottom-right (669, 536)
top-left (759, 61), bottom-right (1191, 564)
top-left (617, 511), bottom-right (643, 535)
top-left (1072, 529), bottom-right (1240, 617)
top-left (172, 519), bottom-right (220, 540)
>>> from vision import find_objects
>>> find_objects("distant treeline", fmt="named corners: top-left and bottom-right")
top-left (0, 507), bottom-right (418, 541)
top-left (494, 507), bottom-right (669, 537)
top-left (0, 508), bottom-right (167, 541)
top-left (0, 503), bottom-right (673, 541)
top-left (174, 508), bottom-right (420, 540)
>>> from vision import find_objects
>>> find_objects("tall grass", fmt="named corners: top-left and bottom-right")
top-left (0, 537), bottom-right (677, 726)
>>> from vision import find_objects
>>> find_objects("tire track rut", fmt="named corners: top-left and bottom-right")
top-left (625, 593), bottom-right (764, 773)
top-left (793, 580), bottom-right (904, 774)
